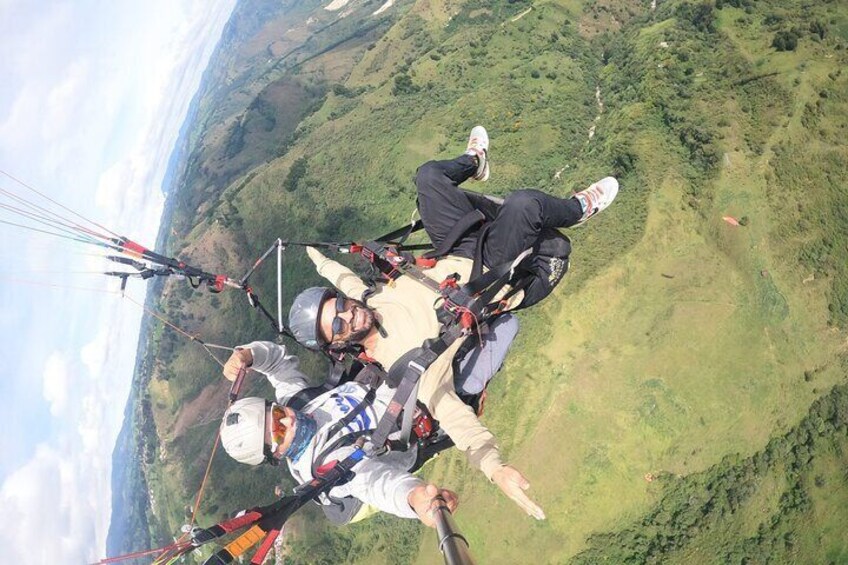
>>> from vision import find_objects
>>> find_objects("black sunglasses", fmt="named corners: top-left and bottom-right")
top-left (330, 294), bottom-right (349, 338)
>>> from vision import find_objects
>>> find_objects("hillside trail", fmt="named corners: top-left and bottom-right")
top-left (588, 85), bottom-right (603, 140)
top-left (511, 7), bottom-right (533, 22)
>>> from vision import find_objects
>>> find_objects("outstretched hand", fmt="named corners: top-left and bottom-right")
top-left (492, 465), bottom-right (546, 520)
top-left (408, 483), bottom-right (458, 528)
top-left (305, 245), bottom-right (328, 265)
top-left (222, 348), bottom-right (253, 382)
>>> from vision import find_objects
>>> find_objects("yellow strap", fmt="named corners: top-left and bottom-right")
top-left (224, 524), bottom-right (265, 557)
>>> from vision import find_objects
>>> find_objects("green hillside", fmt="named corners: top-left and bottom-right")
top-left (135, 0), bottom-right (848, 562)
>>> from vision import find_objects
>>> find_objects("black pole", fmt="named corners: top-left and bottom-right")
top-left (432, 497), bottom-right (476, 565)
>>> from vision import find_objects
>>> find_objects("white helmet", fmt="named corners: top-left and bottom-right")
top-left (220, 397), bottom-right (267, 466)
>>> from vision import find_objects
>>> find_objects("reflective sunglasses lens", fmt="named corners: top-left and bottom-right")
top-left (332, 316), bottom-right (346, 336)
top-left (270, 406), bottom-right (289, 446)
top-left (335, 295), bottom-right (346, 313)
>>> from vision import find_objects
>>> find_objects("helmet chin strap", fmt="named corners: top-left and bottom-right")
top-left (374, 317), bottom-right (388, 338)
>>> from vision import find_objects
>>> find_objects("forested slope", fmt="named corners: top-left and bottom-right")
top-left (125, 0), bottom-right (848, 562)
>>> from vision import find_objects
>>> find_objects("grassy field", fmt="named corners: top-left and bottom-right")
top-left (420, 172), bottom-right (844, 564)
top-left (131, 0), bottom-right (848, 562)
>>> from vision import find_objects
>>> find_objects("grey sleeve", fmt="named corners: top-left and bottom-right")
top-left (330, 451), bottom-right (424, 520)
top-left (241, 341), bottom-right (311, 403)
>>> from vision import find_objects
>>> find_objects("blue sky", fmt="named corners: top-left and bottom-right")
top-left (0, 0), bottom-right (236, 561)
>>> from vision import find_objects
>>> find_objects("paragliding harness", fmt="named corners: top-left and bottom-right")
top-left (284, 193), bottom-right (572, 525)
top-left (189, 312), bottom-right (483, 558)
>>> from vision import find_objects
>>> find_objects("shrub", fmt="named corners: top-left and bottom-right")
top-left (331, 83), bottom-right (355, 97)
top-left (284, 157), bottom-right (308, 192)
top-left (809, 20), bottom-right (827, 40)
top-left (611, 144), bottom-right (638, 177)
top-left (392, 73), bottom-right (420, 95)
top-left (763, 13), bottom-right (784, 27)
top-left (773, 30), bottom-right (799, 52)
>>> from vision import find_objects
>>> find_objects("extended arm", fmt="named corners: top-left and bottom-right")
top-left (222, 341), bottom-right (311, 403)
top-left (417, 339), bottom-right (504, 476)
top-left (417, 338), bottom-right (545, 520)
top-left (305, 246), bottom-right (370, 300)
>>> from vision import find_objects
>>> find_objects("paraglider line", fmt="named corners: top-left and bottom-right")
top-left (0, 217), bottom-right (117, 249)
top-left (0, 168), bottom-right (120, 238)
top-left (121, 294), bottom-right (232, 367)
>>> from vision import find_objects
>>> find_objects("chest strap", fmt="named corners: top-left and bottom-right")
top-left (367, 324), bottom-right (464, 454)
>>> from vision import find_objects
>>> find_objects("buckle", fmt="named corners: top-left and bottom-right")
top-left (408, 360), bottom-right (427, 374)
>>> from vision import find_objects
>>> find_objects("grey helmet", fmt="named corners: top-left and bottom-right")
top-left (289, 286), bottom-right (335, 350)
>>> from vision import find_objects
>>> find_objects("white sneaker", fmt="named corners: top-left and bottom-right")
top-left (574, 177), bottom-right (618, 224)
top-left (465, 126), bottom-right (490, 181)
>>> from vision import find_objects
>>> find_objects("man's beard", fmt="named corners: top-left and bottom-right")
top-left (347, 303), bottom-right (375, 343)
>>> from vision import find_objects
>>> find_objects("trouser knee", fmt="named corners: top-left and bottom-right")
top-left (415, 161), bottom-right (443, 195)
top-left (500, 189), bottom-right (544, 227)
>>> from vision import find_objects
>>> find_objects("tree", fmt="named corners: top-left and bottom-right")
top-left (676, 2), bottom-right (716, 34)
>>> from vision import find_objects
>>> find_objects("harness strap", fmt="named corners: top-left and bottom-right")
top-left (358, 234), bottom-right (533, 317)
top-left (197, 446), bottom-right (367, 563)
top-left (311, 430), bottom-right (371, 479)
top-left (368, 325), bottom-right (462, 452)
top-left (325, 360), bottom-right (346, 390)
top-left (463, 247), bottom-right (534, 299)
top-left (360, 207), bottom-right (483, 290)
top-left (397, 381), bottom-right (421, 449)
top-left (373, 219), bottom-right (424, 245)
top-left (293, 445), bottom-right (366, 497)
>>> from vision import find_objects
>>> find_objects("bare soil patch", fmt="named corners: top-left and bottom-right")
top-left (172, 382), bottom-right (229, 439)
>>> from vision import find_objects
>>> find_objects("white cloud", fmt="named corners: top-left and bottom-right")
top-left (1, 316), bottom-right (145, 561)
top-left (96, 155), bottom-right (144, 227)
top-left (43, 61), bottom-right (91, 142)
top-left (81, 328), bottom-right (109, 380)
top-left (42, 351), bottom-right (70, 416)
top-left (0, 5), bottom-right (75, 160)
top-left (0, 446), bottom-right (97, 563)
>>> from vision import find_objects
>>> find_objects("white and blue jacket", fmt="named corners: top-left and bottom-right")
top-left (243, 341), bottom-right (422, 519)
